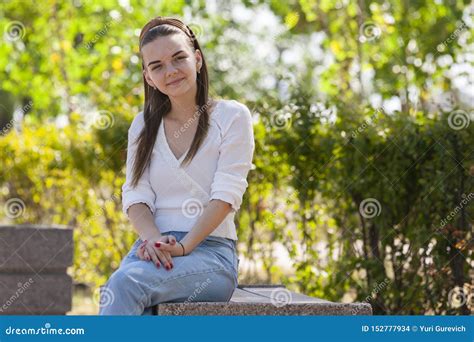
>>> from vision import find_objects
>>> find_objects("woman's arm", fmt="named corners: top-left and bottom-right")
top-left (122, 112), bottom-right (160, 240)
top-left (127, 203), bottom-right (162, 241)
top-left (179, 199), bottom-right (232, 253)
top-left (129, 203), bottom-right (175, 269)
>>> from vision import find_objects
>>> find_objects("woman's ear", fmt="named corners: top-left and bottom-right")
top-left (143, 69), bottom-right (156, 89)
top-left (194, 49), bottom-right (203, 71)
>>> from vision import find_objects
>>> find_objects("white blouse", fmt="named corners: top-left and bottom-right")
top-left (121, 99), bottom-right (255, 240)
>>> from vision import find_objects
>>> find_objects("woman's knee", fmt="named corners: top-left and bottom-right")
top-left (101, 267), bottom-right (147, 314)
top-left (103, 264), bottom-right (147, 298)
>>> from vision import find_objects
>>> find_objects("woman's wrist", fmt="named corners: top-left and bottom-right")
top-left (179, 239), bottom-right (194, 255)
top-left (177, 241), bottom-right (186, 256)
top-left (141, 231), bottom-right (161, 242)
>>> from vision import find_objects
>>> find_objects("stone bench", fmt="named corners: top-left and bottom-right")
top-left (0, 225), bottom-right (73, 315)
top-left (151, 284), bottom-right (372, 315)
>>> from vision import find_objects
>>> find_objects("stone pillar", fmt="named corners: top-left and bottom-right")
top-left (0, 225), bottom-right (73, 315)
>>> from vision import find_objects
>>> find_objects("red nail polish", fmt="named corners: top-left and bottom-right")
top-left (156, 262), bottom-right (160, 268)
top-left (155, 242), bottom-right (161, 247)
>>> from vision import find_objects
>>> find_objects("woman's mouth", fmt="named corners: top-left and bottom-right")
top-left (167, 78), bottom-right (185, 86)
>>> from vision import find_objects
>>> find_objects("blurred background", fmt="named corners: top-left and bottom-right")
top-left (0, 0), bottom-right (472, 315)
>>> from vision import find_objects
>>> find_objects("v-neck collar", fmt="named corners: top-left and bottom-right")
top-left (161, 118), bottom-right (190, 163)
top-left (159, 100), bottom-right (222, 165)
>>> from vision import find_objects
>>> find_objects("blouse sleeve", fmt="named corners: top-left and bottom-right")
top-left (210, 103), bottom-right (255, 212)
top-left (121, 113), bottom-right (157, 217)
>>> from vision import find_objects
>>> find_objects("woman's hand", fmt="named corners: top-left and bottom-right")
top-left (136, 235), bottom-right (177, 270)
top-left (154, 237), bottom-right (189, 257)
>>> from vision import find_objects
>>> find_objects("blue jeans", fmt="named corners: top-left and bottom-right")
top-left (99, 231), bottom-right (239, 315)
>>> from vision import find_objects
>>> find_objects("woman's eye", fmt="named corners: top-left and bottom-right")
top-left (151, 57), bottom-right (185, 70)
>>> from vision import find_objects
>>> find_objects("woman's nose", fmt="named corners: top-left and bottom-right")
top-left (165, 64), bottom-right (178, 76)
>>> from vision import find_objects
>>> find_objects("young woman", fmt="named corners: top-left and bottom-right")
top-left (99, 17), bottom-right (255, 315)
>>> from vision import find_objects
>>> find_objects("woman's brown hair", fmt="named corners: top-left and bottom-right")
top-left (131, 17), bottom-right (211, 187)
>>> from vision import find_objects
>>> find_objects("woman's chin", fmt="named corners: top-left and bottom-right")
top-left (166, 82), bottom-right (192, 96)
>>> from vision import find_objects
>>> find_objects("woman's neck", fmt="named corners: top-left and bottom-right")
top-left (167, 87), bottom-right (199, 122)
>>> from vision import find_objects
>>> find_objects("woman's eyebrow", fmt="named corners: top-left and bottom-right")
top-left (148, 50), bottom-right (185, 66)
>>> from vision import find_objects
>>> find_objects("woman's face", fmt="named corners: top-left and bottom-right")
top-left (141, 33), bottom-right (202, 98)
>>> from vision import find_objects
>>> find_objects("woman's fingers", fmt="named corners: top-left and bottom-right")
top-left (157, 250), bottom-right (173, 269)
top-left (152, 244), bottom-right (173, 269)
top-left (145, 244), bottom-right (161, 268)
top-left (143, 248), bottom-right (150, 261)
top-left (137, 241), bottom-right (148, 260)
top-left (167, 235), bottom-right (177, 246)
top-left (146, 243), bottom-right (173, 270)
top-left (154, 241), bottom-right (173, 252)
top-left (154, 239), bottom-right (184, 257)
top-left (136, 243), bottom-right (145, 259)
top-left (157, 238), bottom-right (174, 268)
